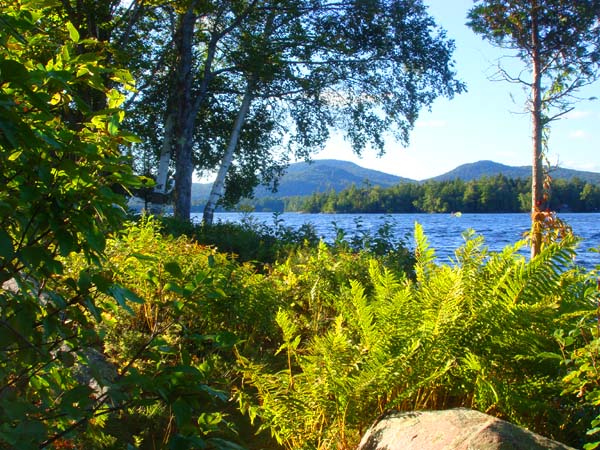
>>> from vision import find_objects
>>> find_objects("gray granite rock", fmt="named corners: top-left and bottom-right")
top-left (357, 408), bottom-right (575, 450)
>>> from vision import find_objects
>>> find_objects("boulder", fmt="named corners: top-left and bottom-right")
top-left (357, 408), bottom-right (575, 450)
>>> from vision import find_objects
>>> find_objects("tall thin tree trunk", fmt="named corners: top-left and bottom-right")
top-left (203, 82), bottom-right (254, 225)
top-left (202, 11), bottom-right (276, 225)
top-left (172, 2), bottom-right (197, 221)
top-left (155, 113), bottom-right (174, 194)
top-left (149, 111), bottom-right (174, 213)
top-left (170, 5), bottom-right (220, 221)
top-left (530, 1), bottom-right (544, 258)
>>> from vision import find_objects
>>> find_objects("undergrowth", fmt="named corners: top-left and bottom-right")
top-left (20, 216), bottom-right (599, 449)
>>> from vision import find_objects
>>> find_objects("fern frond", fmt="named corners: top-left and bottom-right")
top-left (452, 229), bottom-right (488, 269)
top-left (492, 237), bottom-right (577, 306)
top-left (414, 222), bottom-right (436, 283)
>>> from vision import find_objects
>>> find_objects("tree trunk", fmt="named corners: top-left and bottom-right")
top-left (530, 1), bottom-right (544, 258)
top-left (149, 111), bottom-right (174, 213)
top-left (155, 121), bottom-right (173, 196)
top-left (172, 3), bottom-right (198, 221)
top-left (170, 3), bottom-right (221, 221)
top-left (203, 82), bottom-right (254, 225)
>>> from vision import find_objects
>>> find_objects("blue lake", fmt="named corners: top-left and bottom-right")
top-left (193, 212), bottom-right (600, 269)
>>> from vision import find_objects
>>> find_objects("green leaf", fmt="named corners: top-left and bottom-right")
top-left (130, 252), bottom-right (158, 262)
top-left (207, 254), bottom-right (215, 268)
top-left (78, 270), bottom-right (92, 292)
top-left (164, 281), bottom-right (185, 296)
top-left (84, 297), bottom-right (102, 321)
top-left (8, 150), bottom-right (22, 161)
top-left (107, 116), bottom-right (119, 135)
top-left (91, 273), bottom-right (111, 292)
top-left (197, 412), bottom-right (223, 429)
top-left (66, 21), bottom-right (80, 43)
top-left (19, 245), bottom-right (48, 270)
top-left (164, 261), bottom-right (183, 278)
top-left (60, 385), bottom-right (93, 413)
top-left (213, 331), bottom-right (239, 350)
top-left (108, 284), bottom-right (144, 308)
top-left (0, 229), bottom-right (14, 260)
top-left (199, 385), bottom-right (228, 403)
top-left (119, 132), bottom-right (142, 143)
top-left (172, 399), bottom-right (192, 428)
top-left (83, 227), bottom-right (106, 253)
top-left (0, 59), bottom-right (29, 83)
top-left (56, 228), bottom-right (77, 256)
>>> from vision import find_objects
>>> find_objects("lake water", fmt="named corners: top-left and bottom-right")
top-left (194, 212), bottom-right (600, 269)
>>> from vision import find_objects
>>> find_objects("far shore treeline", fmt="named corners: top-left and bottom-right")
top-left (244, 175), bottom-right (600, 214)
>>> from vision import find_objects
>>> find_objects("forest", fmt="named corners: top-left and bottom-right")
top-left (1, 0), bottom-right (600, 449)
top-left (276, 175), bottom-right (600, 213)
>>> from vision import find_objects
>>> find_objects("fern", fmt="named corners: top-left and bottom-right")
top-left (413, 222), bottom-right (436, 282)
top-left (237, 226), bottom-right (589, 448)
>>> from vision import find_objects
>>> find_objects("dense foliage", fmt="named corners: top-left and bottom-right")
top-left (236, 226), bottom-right (599, 448)
top-left (17, 217), bottom-right (597, 449)
top-left (2, 1), bottom-right (600, 450)
top-left (0, 2), bottom-right (144, 447)
top-left (277, 175), bottom-right (600, 214)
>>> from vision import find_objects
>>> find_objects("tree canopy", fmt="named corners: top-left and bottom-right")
top-left (123, 0), bottom-right (465, 220)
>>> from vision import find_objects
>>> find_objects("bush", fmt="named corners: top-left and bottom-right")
top-left (0, 5), bottom-right (140, 448)
top-left (236, 226), bottom-right (592, 449)
top-left (62, 217), bottom-right (281, 448)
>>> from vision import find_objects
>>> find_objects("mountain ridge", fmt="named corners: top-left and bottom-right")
top-left (430, 160), bottom-right (600, 183)
top-left (191, 159), bottom-right (600, 203)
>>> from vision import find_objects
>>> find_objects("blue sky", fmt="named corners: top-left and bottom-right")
top-left (313, 0), bottom-right (600, 180)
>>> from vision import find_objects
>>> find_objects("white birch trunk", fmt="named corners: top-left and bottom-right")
top-left (148, 112), bottom-right (174, 213)
top-left (203, 84), bottom-right (254, 225)
top-left (155, 113), bottom-right (173, 195)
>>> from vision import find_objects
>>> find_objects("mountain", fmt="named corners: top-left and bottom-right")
top-left (431, 160), bottom-right (600, 184)
top-left (430, 161), bottom-right (529, 181)
top-left (255, 159), bottom-right (413, 197)
top-left (191, 159), bottom-right (414, 204)
top-left (190, 159), bottom-right (600, 204)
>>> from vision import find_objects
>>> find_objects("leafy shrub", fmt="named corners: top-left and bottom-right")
top-left (331, 215), bottom-right (415, 276)
top-left (157, 213), bottom-right (414, 277)
top-left (156, 213), bottom-right (320, 265)
top-left (61, 217), bottom-right (283, 448)
top-left (556, 270), bottom-right (600, 449)
top-left (236, 225), bottom-right (591, 449)
top-left (0, 4), bottom-right (140, 448)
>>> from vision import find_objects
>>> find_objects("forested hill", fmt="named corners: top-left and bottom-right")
top-left (432, 160), bottom-right (600, 184)
top-left (191, 159), bottom-right (413, 204)
top-left (255, 159), bottom-right (412, 197)
top-left (192, 159), bottom-right (600, 204)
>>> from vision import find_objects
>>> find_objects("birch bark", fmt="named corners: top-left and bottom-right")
top-left (203, 81), bottom-right (255, 225)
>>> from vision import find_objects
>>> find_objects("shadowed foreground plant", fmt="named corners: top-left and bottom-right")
top-left (555, 271), bottom-right (600, 449)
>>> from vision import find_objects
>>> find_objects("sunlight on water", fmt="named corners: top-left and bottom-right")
top-left (193, 212), bottom-right (600, 269)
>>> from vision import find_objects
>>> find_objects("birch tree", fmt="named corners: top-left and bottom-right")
top-left (202, 0), bottom-right (467, 223)
top-left (468, 0), bottom-right (600, 257)
top-left (127, 0), bottom-right (465, 221)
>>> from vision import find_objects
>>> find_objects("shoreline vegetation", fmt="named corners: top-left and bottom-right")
top-left (5, 209), bottom-right (600, 449)
top-left (235, 175), bottom-right (600, 214)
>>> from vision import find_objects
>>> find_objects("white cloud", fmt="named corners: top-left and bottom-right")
top-left (415, 119), bottom-right (447, 128)
top-left (569, 130), bottom-right (589, 139)
top-left (564, 110), bottom-right (593, 120)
